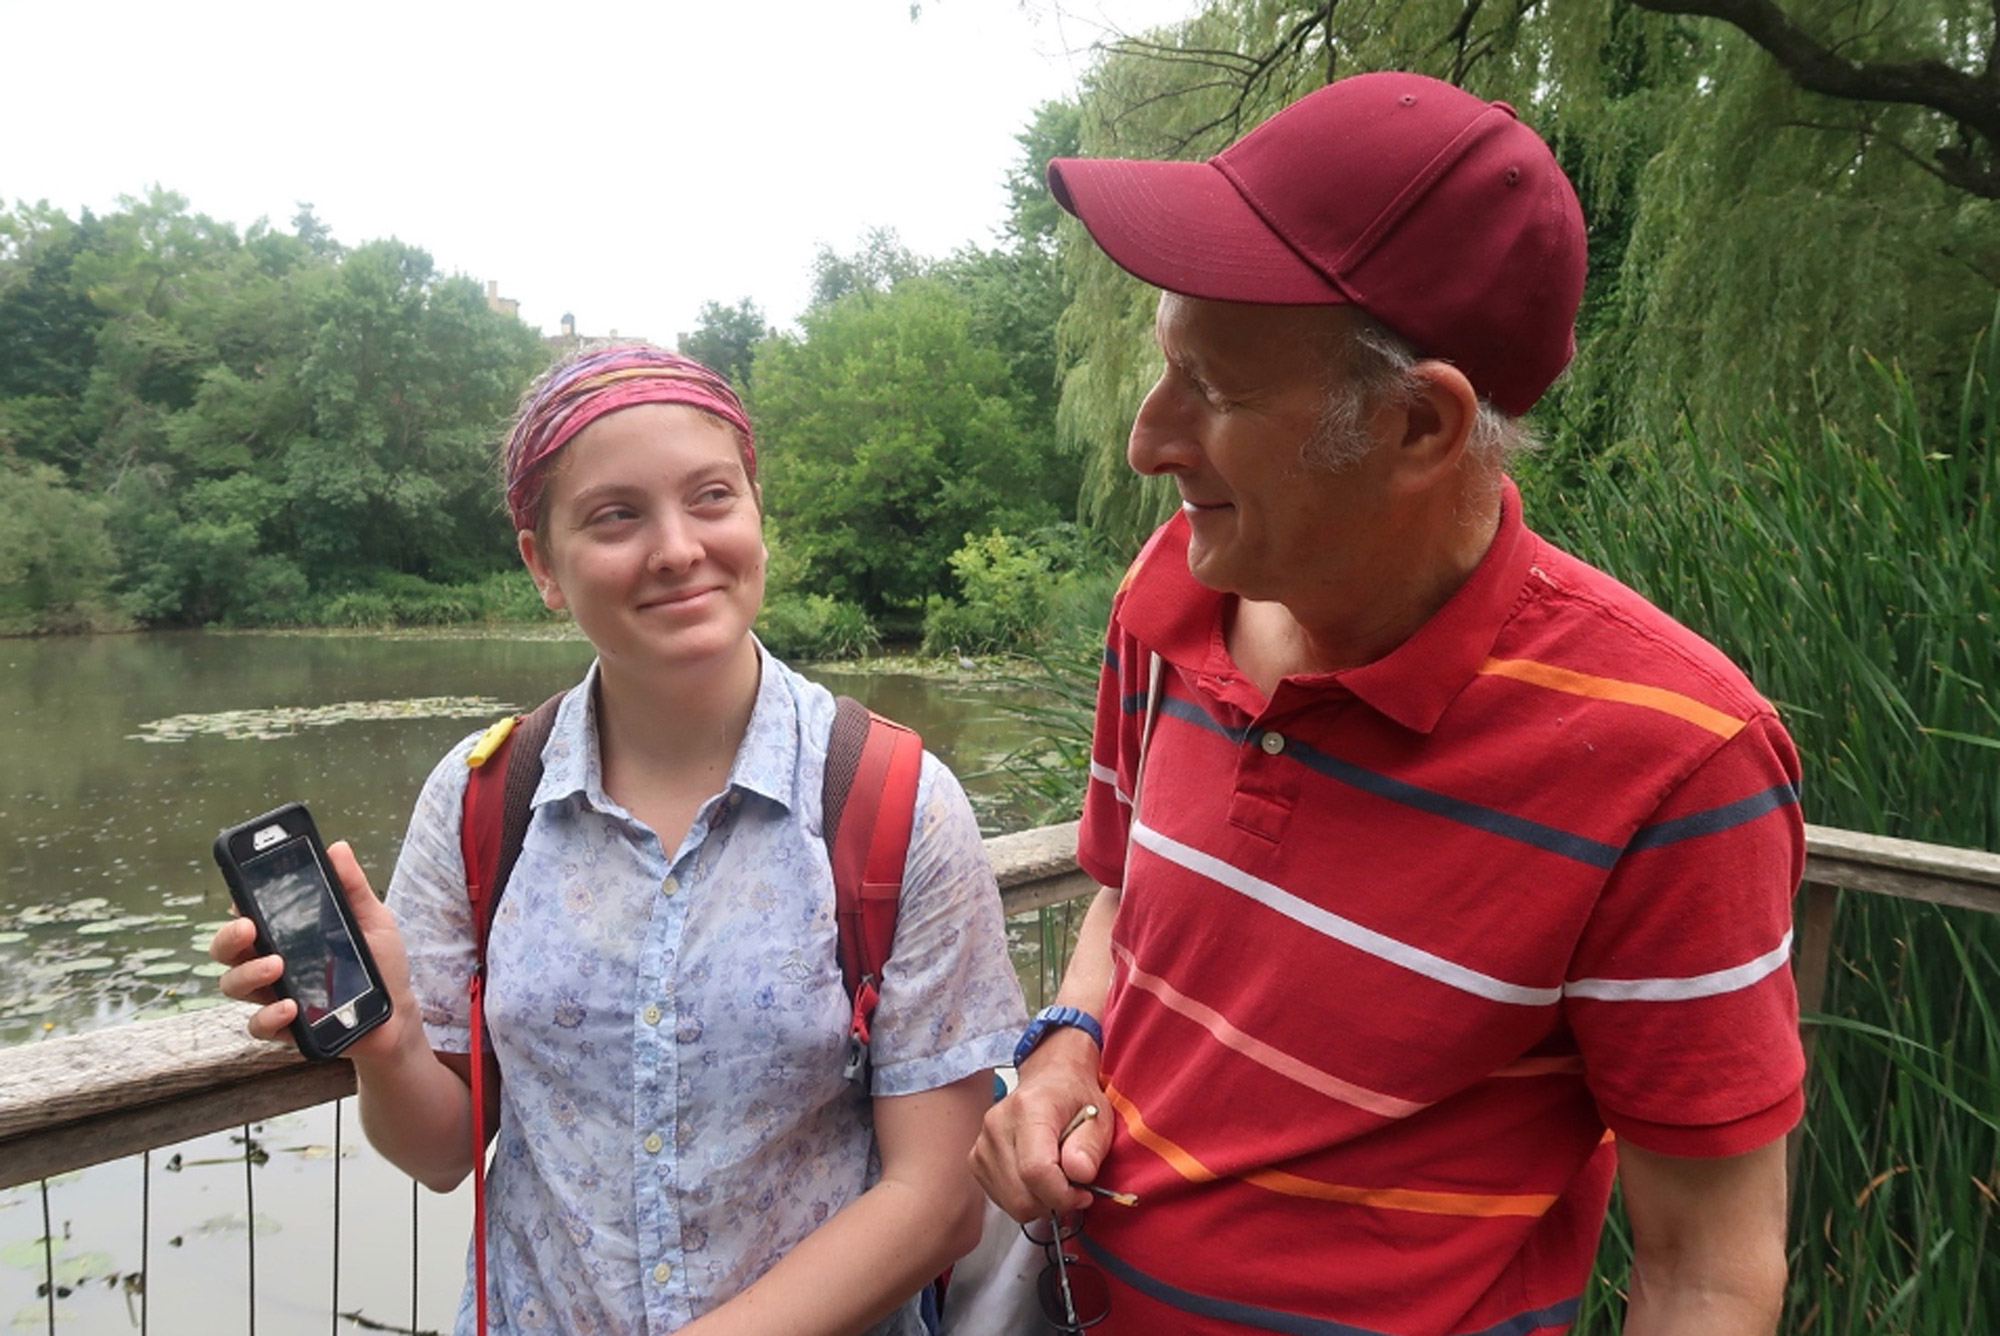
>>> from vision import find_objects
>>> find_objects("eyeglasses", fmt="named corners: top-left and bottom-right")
top-left (1022, 1212), bottom-right (1109, 1333)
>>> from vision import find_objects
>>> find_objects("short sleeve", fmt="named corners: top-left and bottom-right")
top-left (384, 731), bottom-right (482, 1055)
top-left (866, 754), bottom-right (1027, 1096)
top-left (1567, 712), bottom-right (1807, 1156)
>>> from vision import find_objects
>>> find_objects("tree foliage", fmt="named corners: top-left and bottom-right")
top-left (0, 192), bottom-right (547, 627)
top-left (679, 297), bottom-right (769, 389)
top-left (752, 274), bottom-right (1067, 617)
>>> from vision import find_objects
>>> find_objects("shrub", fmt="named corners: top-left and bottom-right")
top-left (920, 530), bottom-right (1056, 655)
top-left (756, 592), bottom-right (879, 661)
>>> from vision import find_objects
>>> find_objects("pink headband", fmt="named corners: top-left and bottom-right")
top-left (502, 345), bottom-right (754, 531)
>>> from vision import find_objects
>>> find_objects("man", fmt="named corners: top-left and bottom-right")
top-left (972, 71), bottom-right (1805, 1336)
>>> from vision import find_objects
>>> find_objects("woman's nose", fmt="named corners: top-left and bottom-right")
top-left (646, 518), bottom-right (702, 571)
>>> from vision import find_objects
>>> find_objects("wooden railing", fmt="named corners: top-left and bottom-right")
top-left (3, 819), bottom-right (1998, 1192)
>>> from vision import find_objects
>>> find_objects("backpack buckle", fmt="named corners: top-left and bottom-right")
top-left (842, 1031), bottom-right (870, 1083)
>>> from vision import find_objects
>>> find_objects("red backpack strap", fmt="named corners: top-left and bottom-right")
top-left (823, 695), bottom-right (923, 1084)
top-left (456, 690), bottom-right (561, 1336)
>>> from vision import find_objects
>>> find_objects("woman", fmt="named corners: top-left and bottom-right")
top-left (213, 345), bottom-right (1026, 1335)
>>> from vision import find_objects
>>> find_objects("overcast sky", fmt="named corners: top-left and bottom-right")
top-left (3, 0), bottom-right (1198, 344)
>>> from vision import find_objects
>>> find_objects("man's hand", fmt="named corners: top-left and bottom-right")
top-left (1618, 1136), bottom-right (1789, 1335)
top-left (971, 1027), bottom-right (1108, 1220)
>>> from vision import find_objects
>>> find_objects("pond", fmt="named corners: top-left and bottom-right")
top-left (0, 629), bottom-right (1053, 1048)
top-left (0, 630), bottom-right (1071, 1336)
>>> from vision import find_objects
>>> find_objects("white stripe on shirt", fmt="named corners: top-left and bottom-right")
top-left (1565, 931), bottom-right (1794, 1002)
top-left (1131, 822), bottom-right (1561, 1007)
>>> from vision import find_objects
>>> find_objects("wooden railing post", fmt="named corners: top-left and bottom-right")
top-left (1786, 879), bottom-right (1841, 1193)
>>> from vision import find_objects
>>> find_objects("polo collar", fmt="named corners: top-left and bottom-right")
top-left (1118, 480), bottom-right (1536, 736)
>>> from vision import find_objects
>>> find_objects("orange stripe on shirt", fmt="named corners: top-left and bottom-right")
top-left (1115, 944), bottom-right (1428, 1121)
top-left (1478, 658), bottom-right (1746, 740)
top-left (1101, 1084), bottom-right (1558, 1220)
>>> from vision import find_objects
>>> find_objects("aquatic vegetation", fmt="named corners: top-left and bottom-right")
top-left (129, 695), bottom-right (509, 743)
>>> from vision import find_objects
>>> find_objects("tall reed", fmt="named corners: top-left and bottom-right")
top-left (1521, 311), bottom-right (2000, 1332)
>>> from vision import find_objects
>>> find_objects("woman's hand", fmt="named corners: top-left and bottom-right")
top-left (208, 840), bottom-right (417, 1060)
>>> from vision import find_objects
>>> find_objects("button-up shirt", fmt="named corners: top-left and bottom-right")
top-left (392, 653), bottom-right (1025, 1335)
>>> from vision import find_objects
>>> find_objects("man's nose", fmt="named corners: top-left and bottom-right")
top-left (1128, 377), bottom-right (1196, 477)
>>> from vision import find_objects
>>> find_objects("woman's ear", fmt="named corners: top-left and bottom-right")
top-left (518, 530), bottom-right (566, 611)
top-left (1386, 360), bottom-right (1479, 494)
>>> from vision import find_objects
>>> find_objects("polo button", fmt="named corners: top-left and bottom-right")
top-left (644, 1132), bottom-right (664, 1154)
top-left (1260, 731), bottom-right (1286, 756)
top-left (653, 1262), bottom-right (672, 1284)
top-left (642, 1005), bottom-right (662, 1026)
top-left (661, 875), bottom-right (679, 896)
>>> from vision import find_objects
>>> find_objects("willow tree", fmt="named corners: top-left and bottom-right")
top-left (1051, 0), bottom-right (2000, 549)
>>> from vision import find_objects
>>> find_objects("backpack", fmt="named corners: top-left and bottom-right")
top-left (453, 690), bottom-right (929, 1331)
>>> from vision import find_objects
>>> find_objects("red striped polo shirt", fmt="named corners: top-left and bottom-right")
top-left (1073, 481), bottom-right (1805, 1336)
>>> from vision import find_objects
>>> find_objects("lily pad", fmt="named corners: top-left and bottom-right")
top-left (190, 963), bottom-right (227, 978)
top-left (134, 962), bottom-right (192, 979)
top-left (53, 957), bottom-right (116, 975)
top-left (0, 933), bottom-right (24, 946)
top-left (131, 696), bottom-right (508, 743)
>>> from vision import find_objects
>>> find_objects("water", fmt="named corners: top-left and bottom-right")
top-left (0, 629), bottom-right (1053, 1334)
top-left (0, 630), bottom-right (1041, 1047)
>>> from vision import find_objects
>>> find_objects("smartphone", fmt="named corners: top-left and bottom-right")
top-left (212, 802), bottom-right (391, 1059)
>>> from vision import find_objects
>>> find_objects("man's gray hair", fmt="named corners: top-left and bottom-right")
top-left (1302, 313), bottom-right (1536, 474)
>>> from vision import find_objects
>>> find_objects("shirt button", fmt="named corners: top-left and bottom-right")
top-left (1260, 731), bottom-right (1286, 755)
top-left (644, 1132), bottom-right (664, 1154)
top-left (661, 875), bottom-right (679, 896)
top-left (653, 1261), bottom-right (672, 1284)
top-left (642, 1004), bottom-right (662, 1026)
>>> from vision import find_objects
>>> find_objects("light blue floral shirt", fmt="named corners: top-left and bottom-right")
top-left (389, 653), bottom-right (1025, 1336)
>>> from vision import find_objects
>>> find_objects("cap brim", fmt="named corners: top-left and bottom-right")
top-left (1048, 156), bottom-right (1346, 306)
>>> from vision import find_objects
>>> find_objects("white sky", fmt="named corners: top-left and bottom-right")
top-left (2, 0), bottom-right (1199, 343)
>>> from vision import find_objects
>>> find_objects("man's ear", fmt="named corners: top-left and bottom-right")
top-left (518, 530), bottom-right (566, 612)
top-left (1387, 361), bottom-right (1479, 493)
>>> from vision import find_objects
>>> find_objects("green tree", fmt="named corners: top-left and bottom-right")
top-left (808, 227), bottom-right (926, 307)
top-left (286, 239), bottom-right (545, 588)
top-left (753, 277), bottom-right (1062, 616)
top-left (0, 462), bottom-right (118, 631)
top-left (679, 297), bottom-right (769, 388)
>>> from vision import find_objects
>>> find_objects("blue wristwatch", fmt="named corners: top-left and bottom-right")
top-left (1013, 1004), bottom-right (1104, 1068)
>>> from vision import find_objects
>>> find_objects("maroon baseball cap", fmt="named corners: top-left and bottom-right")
top-left (1046, 71), bottom-right (1586, 416)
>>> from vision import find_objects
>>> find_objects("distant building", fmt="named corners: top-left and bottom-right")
top-left (483, 280), bottom-right (520, 320)
top-left (543, 310), bottom-right (647, 358)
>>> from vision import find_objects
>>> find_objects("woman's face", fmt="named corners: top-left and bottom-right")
top-left (519, 402), bottom-right (765, 679)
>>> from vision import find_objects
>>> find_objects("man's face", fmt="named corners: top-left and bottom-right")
top-left (1128, 294), bottom-right (1400, 611)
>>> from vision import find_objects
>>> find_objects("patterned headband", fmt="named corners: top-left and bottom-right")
top-left (502, 345), bottom-right (754, 531)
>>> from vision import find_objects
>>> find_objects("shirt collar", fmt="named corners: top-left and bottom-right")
top-left (1336, 478), bottom-right (1534, 733)
top-left (1118, 478), bottom-right (1536, 735)
top-left (534, 643), bottom-right (803, 813)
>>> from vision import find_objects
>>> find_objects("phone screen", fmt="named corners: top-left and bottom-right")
top-left (237, 836), bottom-right (373, 1024)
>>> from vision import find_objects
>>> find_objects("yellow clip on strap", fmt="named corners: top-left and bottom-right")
top-left (466, 715), bottom-right (519, 769)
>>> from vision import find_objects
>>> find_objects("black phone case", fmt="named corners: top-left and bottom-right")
top-left (212, 802), bottom-right (391, 1060)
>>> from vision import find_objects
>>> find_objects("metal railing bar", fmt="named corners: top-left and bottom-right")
top-left (39, 1177), bottom-right (53, 1336)
top-left (245, 1119), bottom-right (259, 1336)
top-left (332, 1099), bottom-right (343, 1336)
top-left (409, 1178), bottom-right (420, 1336)
top-left (141, 1148), bottom-right (151, 1336)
